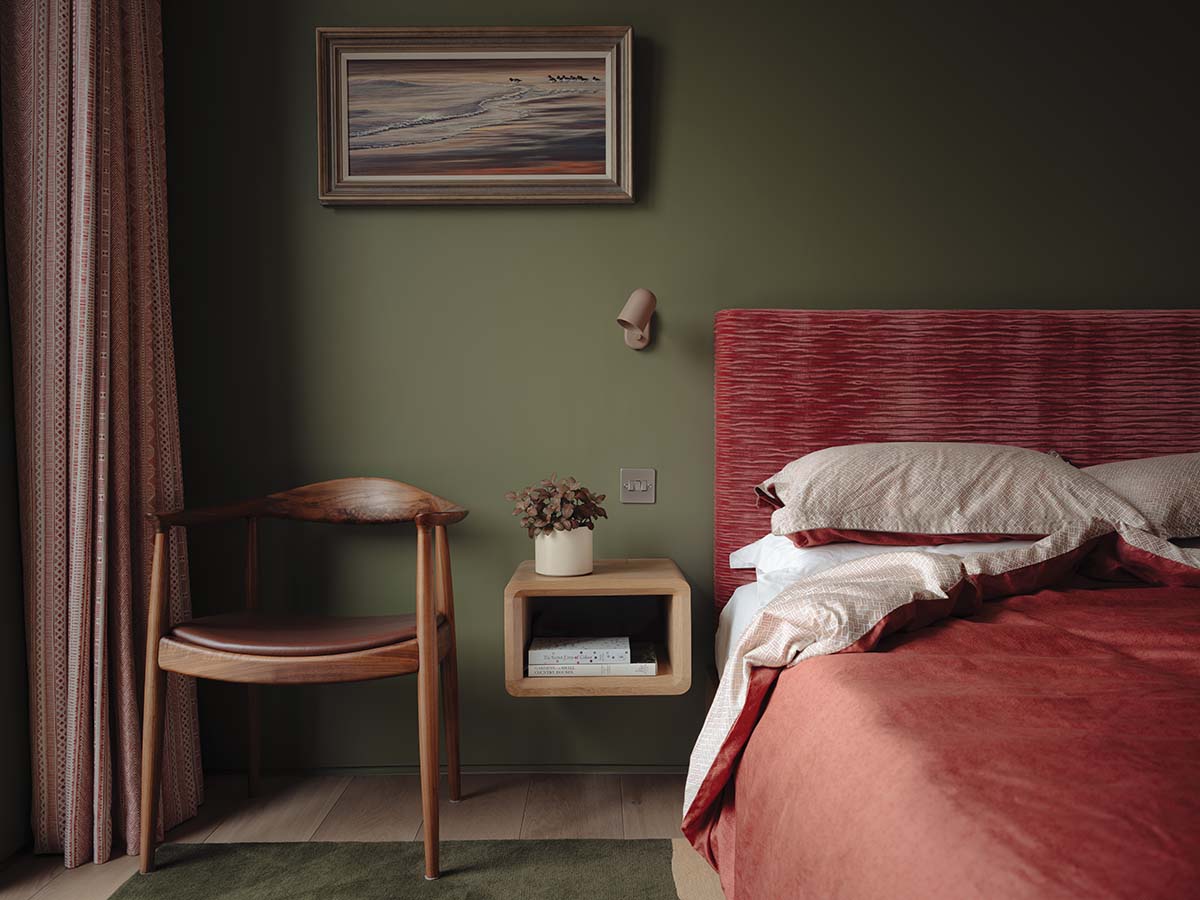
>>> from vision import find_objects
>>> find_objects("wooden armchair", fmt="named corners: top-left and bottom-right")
top-left (138, 478), bottom-right (467, 881)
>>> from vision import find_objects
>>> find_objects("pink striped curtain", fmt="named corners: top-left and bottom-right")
top-left (0, 0), bottom-right (202, 867)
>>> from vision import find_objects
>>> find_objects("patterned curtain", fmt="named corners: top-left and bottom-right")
top-left (0, 0), bottom-right (202, 867)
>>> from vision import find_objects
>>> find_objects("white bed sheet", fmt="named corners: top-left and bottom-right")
top-left (715, 580), bottom-right (764, 680)
top-left (716, 539), bottom-right (1040, 676)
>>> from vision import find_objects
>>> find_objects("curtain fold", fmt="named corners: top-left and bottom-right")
top-left (0, 0), bottom-right (202, 867)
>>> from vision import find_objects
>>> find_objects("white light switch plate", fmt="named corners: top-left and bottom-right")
top-left (620, 468), bottom-right (656, 504)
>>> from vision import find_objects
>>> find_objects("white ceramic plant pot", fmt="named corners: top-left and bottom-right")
top-left (534, 528), bottom-right (593, 576)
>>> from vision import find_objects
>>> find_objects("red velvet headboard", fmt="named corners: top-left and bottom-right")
top-left (714, 308), bottom-right (1200, 611)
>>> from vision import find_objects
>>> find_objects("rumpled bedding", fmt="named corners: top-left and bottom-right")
top-left (683, 521), bottom-right (1200, 899)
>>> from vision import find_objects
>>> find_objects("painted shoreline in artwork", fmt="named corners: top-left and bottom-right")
top-left (346, 57), bottom-right (608, 178)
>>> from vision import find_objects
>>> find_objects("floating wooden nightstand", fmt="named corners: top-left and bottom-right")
top-left (503, 558), bottom-right (691, 697)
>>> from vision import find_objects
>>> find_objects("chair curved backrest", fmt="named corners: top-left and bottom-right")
top-left (153, 477), bottom-right (468, 528)
top-left (261, 478), bottom-right (466, 524)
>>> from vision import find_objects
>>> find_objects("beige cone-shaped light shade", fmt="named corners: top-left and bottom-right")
top-left (618, 288), bottom-right (656, 350)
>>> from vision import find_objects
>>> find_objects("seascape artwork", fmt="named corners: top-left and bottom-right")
top-left (345, 56), bottom-right (609, 178)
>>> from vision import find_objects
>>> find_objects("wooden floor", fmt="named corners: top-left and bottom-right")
top-left (0, 772), bottom-right (717, 900)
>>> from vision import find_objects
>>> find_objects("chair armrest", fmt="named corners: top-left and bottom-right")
top-left (149, 500), bottom-right (261, 528)
top-left (415, 509), bottom-right (469, 527)
top-left (151, 501), bottom-right (468, 528)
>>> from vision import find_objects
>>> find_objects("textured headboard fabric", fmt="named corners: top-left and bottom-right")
top-left (713, 308), bottom-right (1200, 611)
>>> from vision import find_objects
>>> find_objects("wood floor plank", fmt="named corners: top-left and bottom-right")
top-left (2, 772), bottom-right (693, 900)
top-left (204, 776), bottom-right (349, 843)
top-left (415, 774), bottom-right (530, 841)
top-left (520, 774), bottom-right (623, 839)
top-left (312, 775), bottom-right (423, 842)
top-left (0, 854), bottom-right (62, 900)
top-left (24, 854), bottom-right (137, 900)
top-left (165, 774), bottom-right (246, 844)
top-left (620, 774), bottom-right (686, 839)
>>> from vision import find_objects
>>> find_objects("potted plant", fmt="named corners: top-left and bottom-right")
top-left (505, 475), bottom-right (607, 576)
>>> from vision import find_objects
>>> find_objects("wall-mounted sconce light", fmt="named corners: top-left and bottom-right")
top-left (617, 288), bottom-right (656, 350)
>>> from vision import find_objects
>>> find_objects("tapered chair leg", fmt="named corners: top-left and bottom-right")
top-left (139, 530), bottom-right (170, 875)
top-left (138, 665), bottom-right (167, 874)
top-left (416, 525), bottom-right (440, 880)
top-left (440, 650), bottom-right (461, 804)
top-left (435, 525), bottom-right (461, 803)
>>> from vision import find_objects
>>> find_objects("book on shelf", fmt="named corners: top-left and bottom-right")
top-left (527, 643), bottom-right (657, 678)
top-left (527, 636), bottom-right (630, 665)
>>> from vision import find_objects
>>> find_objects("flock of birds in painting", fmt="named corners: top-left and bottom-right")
top-left (505, 74), bottom-right (603, 83)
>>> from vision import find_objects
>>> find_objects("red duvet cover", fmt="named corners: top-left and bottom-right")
top-left (703, 575), bottom-right (1200, 899)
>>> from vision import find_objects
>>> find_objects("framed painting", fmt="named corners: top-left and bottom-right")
top-left (316, 26), bottom-right (633, 205)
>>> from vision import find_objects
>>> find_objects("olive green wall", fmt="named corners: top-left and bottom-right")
top-left (162, 1), bottom-right (1199, 771)
top-left (0, 176), bottom-right (30, 856)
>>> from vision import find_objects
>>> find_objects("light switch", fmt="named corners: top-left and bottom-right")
top-left (620, 468), bottom-right (656, 504)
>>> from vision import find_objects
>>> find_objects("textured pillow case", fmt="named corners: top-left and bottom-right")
top-left (729, 532), bottom-right (1040, 573)
top-left (782, 527), bottom-right (1040, 547)
top-left (1084, 452), bottom-right (1200, 538)
top-left (758, 442), bottom-right (1151, 547)
top-left (730, 534), bottom-right (908, 574)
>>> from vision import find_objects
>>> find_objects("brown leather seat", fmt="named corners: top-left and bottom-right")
top-left (170, 612), bottom-right (442, 657)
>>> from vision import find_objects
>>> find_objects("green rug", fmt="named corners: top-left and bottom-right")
top-left (111, 840), bottom-right (687, 899)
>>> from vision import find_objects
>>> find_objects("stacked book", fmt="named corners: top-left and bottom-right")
top-left (527, 636), bottom-right (657, 677)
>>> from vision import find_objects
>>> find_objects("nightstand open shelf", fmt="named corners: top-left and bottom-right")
top-left (503, 558), bottom-right (691, 697)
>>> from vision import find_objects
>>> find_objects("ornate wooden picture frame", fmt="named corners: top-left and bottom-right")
top-left (316, 26), bottom-right (633, 205)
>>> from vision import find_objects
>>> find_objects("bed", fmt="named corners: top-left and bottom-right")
top-left (685, 309), bottom-right (1200, 899)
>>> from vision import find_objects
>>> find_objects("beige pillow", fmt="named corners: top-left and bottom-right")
top-left (759, 442), bottom-right (1151, 544)
top-left (1084, 452), bottom-right (1200, 539)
